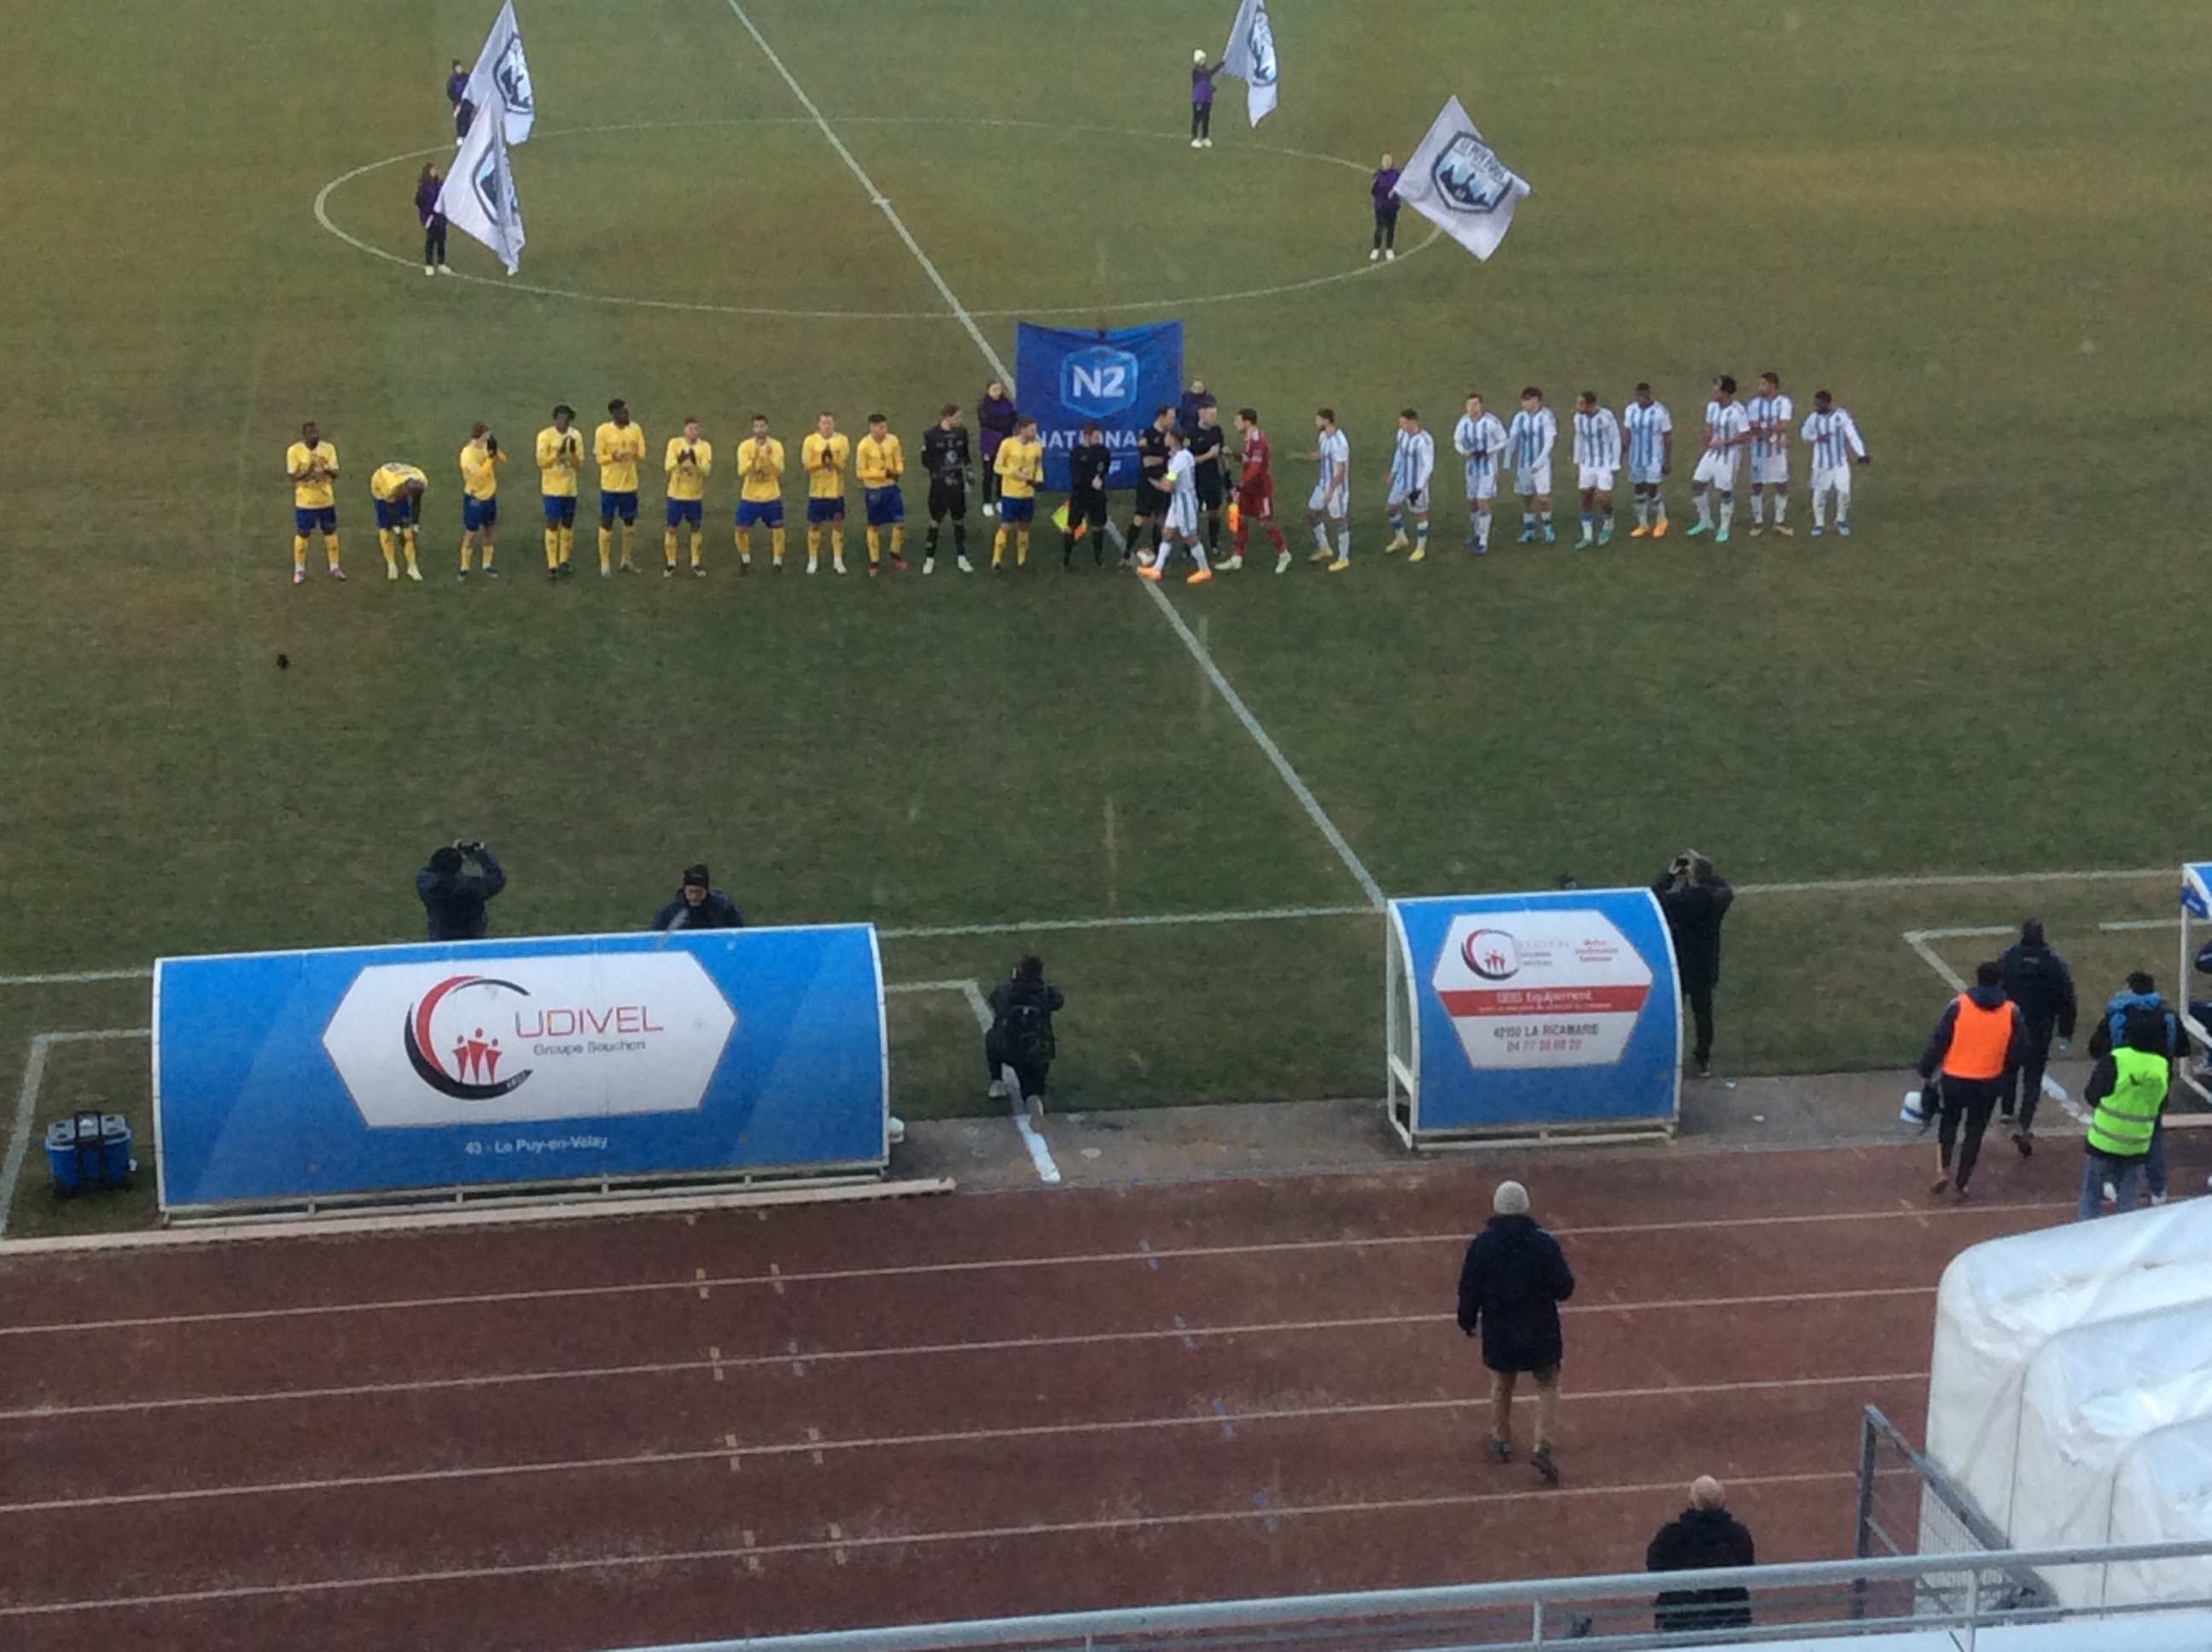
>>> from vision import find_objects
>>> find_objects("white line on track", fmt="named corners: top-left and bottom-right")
top-left (0, 1371), bottom-right (1919, 1517)
top-left (0, 1201), bottom-right (2040, 1342)
top-left (0, 1467), bottom-right (1860, 1616)
top-left (0, 1287), bottom-right (1933, 1424)
top-left (0, 1029), bottom-right (151, 1237)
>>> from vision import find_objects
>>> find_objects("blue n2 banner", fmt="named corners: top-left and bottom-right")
top-left (1014, 321), bottom-right (1183, 491)
top-left (154, 927), bottom-right (888, 1211)
top-left (1390, 890), bottom-right (1680, 1139)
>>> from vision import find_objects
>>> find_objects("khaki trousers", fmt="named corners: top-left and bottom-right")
top-left (1489, 1365), bottom-right (1560, 1450)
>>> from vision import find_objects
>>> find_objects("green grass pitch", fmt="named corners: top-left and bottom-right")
top-left (4, 0), bottom-right (2212, 1230)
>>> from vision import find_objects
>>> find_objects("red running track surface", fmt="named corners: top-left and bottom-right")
top-left (1, 1136), bottom-right (2198, 1652)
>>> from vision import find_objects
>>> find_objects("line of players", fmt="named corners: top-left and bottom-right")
top-left (279, 377), bottom-right (1870, 586)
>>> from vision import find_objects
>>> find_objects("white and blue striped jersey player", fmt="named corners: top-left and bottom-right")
top-left (1505, 394), bottom-right (1558, 543)
top-left (1744, 375), bottom-right (1796, 532)
top-left (1690, 378), bottom-right (1750, 541)
top-left (1621, 388), bottom-right (1673, 535)
top-left (1452, 397), bottom-right (1508, 553)
top-left (1385, 416), bottom-right (1435, 558)
top-left (1571, 398), bottom-right (1622, 545)
top-left (1306, 416), bottom-right (1351, 567)
top-left (1799, 395), bottom-right (1869, 536)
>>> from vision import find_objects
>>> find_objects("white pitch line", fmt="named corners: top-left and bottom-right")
top-left (0, 1201), bottom-right (2046, 1343)
top-left (0, 969), bottom-right (151, 987)
top-left (1742, 867), bottom-right (2170, 895)
top-left (1135, 583), bottom-right (1386, 910)
top-left (716, 3), bottom-right (1382, 914)
top-left (879, 903), bottom-right (1372, 941)
top-left (0, 1029), bottom-right (151, 1238)
top-left (0, 1368), bottom-right (1923, 1517)
top-left (720, 0), bottom-right (1010, 381)
top-left (0, 1467), bottom-right (1863, 1619)
top-left (2100, 917), bottom-right (2178, 931)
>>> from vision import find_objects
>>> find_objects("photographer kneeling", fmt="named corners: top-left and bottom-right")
top-left (986, 956), bottom-right (1063, 1126)
top-left (416, 840), bottom-right (505, 941)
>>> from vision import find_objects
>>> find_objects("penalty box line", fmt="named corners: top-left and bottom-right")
top-left (720, 0), bottom-right (1385, 912)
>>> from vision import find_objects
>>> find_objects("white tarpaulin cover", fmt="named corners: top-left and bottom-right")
top-left (1926, 1199), bottom-right (2212, 1534)
top-left (2104, 1413), bottom-right (2212, 1604)
top-left (2011, 1298), bottom-right (2212, 1606)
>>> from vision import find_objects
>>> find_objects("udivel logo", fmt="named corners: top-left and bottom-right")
top-left (323, 954), bottom-right (735, 1129)
top-left (402, 974), bottom-right (533, 1100)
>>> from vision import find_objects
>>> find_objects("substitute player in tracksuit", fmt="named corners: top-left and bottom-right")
top-left (1916, 962), bottom-right (2027, 1201)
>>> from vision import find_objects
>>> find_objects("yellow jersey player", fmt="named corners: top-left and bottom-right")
top-left (732, 413), bottom-right (785, 573)
top-left (370, 460), bottom-right (429, 582)
top-left (458, 422), bottom-right (505, 579)
top-left (285, 421), bottom-right (342, 584)
top-left (992, 417), bottom-right (1044, 569)
top-left (593, 398), bottom-right (649, 575)
top-left (854, 413), bottom-right (909, 576)
top-left (663, 416), bottom-right (713, 578)
top-left (800, 411), bottom-right (851, 575)
top-left (535, 404), bottom-right (584, 579)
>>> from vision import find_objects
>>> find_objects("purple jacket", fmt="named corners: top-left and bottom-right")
top-left (416, 175), bottom-right (445, 226)
top-left (447, 71), bottom-right (469, 108)
top-left (1191, 63), bottom-right (1217, 107)
top-left (1372, 168), bottom-right (1402, 212)
top-left (977, 393), bottom-right (1016, 458)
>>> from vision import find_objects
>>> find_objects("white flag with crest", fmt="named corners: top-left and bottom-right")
top-left (1392, 96), bottom-right (1532, 262)
top-left (464, 0), bottom-right (535, 146)
top-left (436, 108), bottom-right (527, 274)
top-left (1219, 0), bottom-right (1278, 127)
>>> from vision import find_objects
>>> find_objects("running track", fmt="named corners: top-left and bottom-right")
top-left (3, 1136), bottom-right (2199, 1652)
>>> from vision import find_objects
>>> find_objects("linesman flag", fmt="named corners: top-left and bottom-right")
top-left (1220, 0), bottom-right (1278, 127)
top-left (438, 108), bottom-right (527, 274)
top-left (464, 0), bottom-right (535, 146)
top-left (1393, 97), bottom-right (1532, 262)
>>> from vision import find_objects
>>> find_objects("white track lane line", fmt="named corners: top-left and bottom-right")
top-left (0, 1287), bottom-right (1935, 1424)
top-left (0, 1375), bottom-right (1912, 1518)
top-left (0, 1467), bottom-right (1860, 1616)
top-left (0, 1199), bottom-right (2056, 1341)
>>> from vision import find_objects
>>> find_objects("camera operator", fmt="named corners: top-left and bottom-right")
top-left (986, 955), bottom-right (1063, 1126)
top-left (1654, 851), bottom-right (1733, 1079)
top-left (416, 840), bottom-right (506, 941)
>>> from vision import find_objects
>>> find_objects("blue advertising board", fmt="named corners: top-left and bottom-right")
top-left (1014, 321), bottom-right (1184, 491)
top-left (1387, 890), bottom-right (1680, 1143)
top-left (154, 926), bottom-right (888, 1211)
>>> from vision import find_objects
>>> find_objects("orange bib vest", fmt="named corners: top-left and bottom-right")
top-left (1941, 995), bottom-right (2013, 1081)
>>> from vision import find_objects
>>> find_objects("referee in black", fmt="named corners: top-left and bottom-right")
top-left (920, 403), bottom-right (973, 574)
top-left (1127, 405), bottom-right (1173, 568)
top-left (1063, 423), bottom-right (1111, 568)
top-left (1190, 404), bottom-right (1228, 567)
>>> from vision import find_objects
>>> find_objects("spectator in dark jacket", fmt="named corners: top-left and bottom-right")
top-left (1458, 1180), bottom-right (1575, 1486)
top-left (1654, 852), bottom-right (1734, 1078)
top-left (1647, 1477), bottom-right (1756, 1633)
top-left (416, 841), bottom-right (505, 941)
top-left (651, 864), bottom-right (745, 931)
top-left (976, 382), bottom-right (1016, 518)
top-left (1996, 917), bottom-right (2076, 1154)
top-left (986, 956), bottom-right (1063, 1126)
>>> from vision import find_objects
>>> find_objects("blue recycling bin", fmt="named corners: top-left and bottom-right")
top-left (45, 1112), bottom-right (133, 1194)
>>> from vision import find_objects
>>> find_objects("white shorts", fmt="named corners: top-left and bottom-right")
top-left (1308, 482), bottom-right (1346, 518)
top-left (1692, 450), bottom-right (1739, 490)
top-left (1515, 462), bottom-right (1552, 498)
top-left (1627, 462), bottom-right (1665, 487)
top-left (1464, 463), bottom-right (1498, 503)
top-left (1750, 452), bottom-right (1790, 486)
top-left (1166, 496), bottom-right (1199, 536)
top-left (1386, 486), bottom-right (1429, 515)
top-left (1811, 464), bottom-right (1853, 498)
top-left (1577, 465), bottom-right (1616, 492)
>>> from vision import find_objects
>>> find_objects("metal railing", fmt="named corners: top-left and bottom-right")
top-left (606, 1536), bottom-right (2212, 1652)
